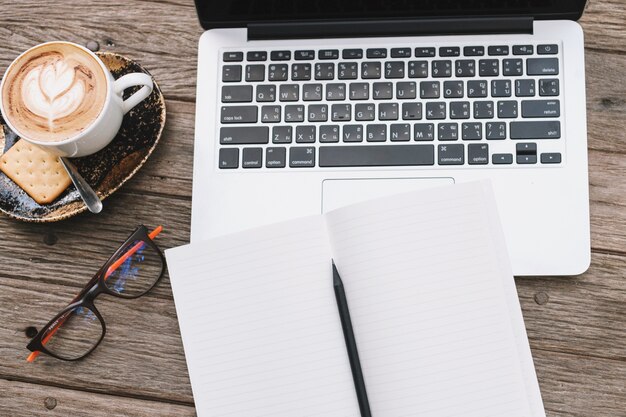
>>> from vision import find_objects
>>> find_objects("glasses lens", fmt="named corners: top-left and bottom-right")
top-left (43, 306), bottom-right (104, 360)
top-left (104, 238), bottom-right (163, 297)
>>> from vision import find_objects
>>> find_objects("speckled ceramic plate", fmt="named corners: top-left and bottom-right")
top-left (0, 52), bottom-right (166, 222)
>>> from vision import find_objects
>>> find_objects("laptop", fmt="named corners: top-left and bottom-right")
top-left (190, 0), bottom-right (590, 276)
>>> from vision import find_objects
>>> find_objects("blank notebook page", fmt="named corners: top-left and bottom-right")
top-left (325, 181), bottom-right (545, 417)
top-left (166, 215), bottom-right (360, 417)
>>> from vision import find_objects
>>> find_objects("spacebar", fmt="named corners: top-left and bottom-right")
top-left (319, 145), bottom-right (435, 167)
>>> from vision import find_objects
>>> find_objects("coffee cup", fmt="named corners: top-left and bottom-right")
top-left (0, 41), bottom-right (153, 157)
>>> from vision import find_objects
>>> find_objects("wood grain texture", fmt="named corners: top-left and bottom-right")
top-left (0, 0), bottom-right (624, 415)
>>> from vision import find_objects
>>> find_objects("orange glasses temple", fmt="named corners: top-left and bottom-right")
top-left (27, 226), bottom-right (163, 363)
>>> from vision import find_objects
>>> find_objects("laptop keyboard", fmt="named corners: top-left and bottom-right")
top-left (217, 43), bottom-right (563, 169)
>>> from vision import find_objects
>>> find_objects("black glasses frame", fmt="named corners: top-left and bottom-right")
top-left (26, 225), bottom-right (166, 361)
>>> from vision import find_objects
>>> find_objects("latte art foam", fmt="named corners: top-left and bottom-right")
top-left (1, 43), bottom-right (107, 143)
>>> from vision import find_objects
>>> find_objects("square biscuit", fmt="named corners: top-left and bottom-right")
top-left (0, 139), bottom-right (72, 204)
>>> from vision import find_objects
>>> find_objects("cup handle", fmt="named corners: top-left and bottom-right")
top-left (113, 73), bottom-right (154, 114)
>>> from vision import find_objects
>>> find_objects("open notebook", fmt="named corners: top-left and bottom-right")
top-left (165, 181), bottom-right (545, 417)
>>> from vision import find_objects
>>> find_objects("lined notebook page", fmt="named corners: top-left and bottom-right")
top-left (325, 181), bottom-right (545, 417)
top-left (166, 215), bottom-right (360, 417)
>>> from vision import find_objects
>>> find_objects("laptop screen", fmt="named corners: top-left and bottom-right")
top-left (195, 0), bottom-right (587, 29)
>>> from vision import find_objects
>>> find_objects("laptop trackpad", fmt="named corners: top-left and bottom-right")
top-left (322, 177), bottom-right (454, 213)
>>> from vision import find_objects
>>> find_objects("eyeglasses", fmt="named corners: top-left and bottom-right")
top-left (26, 225), bottom-right (166, 362)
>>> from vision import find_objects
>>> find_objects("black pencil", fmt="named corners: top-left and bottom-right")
top-left (332, 260), bottom-right (372, 417)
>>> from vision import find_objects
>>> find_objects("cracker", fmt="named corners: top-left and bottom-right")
top-left (0, 140), bottom-right (71, 204)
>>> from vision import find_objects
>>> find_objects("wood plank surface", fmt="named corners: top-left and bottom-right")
top-left (0, 0), bottom-right (624, 415)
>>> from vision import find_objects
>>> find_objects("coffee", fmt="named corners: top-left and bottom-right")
top-left (1, 42), bottom-right (107, 143)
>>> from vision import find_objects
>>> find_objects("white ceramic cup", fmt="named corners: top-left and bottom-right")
top-left (0, 41), bottom-right (154, 157)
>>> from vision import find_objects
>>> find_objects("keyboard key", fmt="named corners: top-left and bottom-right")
top-left (415, 47), bottom-right (436, 57)
top-left (222, 65), bottom-right (242, 82)
top-left (385, 62), bottom-right (405, 79)
top-left (291, 64), bottom-right (312, 81)
top-left (246, 64), bottom-right (265, 82)
top-left (474, 101), bottom-right (494, 119)
top-left (517, 154), bottom-right (537, 164)
top-left (488, 45), bottom-right (509, 56)
top-left (414, 123), bottom-right (434, 141)
top-left (332, 104), bottom-right (352, 121)
top-left (426, 102), bottom-right (446, 119)
top-left (219, 148), bottom-right (239, 169)
top-left (284, 105), bottom-right (305, 122)
top-left (295, 50), bottom-right (315, 60)
top-left (515, 79), bottom-right (536, 97)
top-left (479, 59), bottom-right (499, 76)
top-left (247, 51), bottom-right (267, 61)
top-left (537, 44), bottom-right (559, 55)
top-left (463, 46), bottom-right (484, 56)
top-left (510, 121), bottom-right (561, 139)
top-left (439, 47), bottom-right (460, 57)
top-left (261, 106), bottom-right (281, 123)
top-left (516, 142), bottom-right (537, 155)
top-left (450, 102), bottom-right (470, 119)
top-left (266, 147), bottom-right (286, 168)
top-left (373, 82), bottom-right (393, 99)
top-left (491, 80), bottom-right (512, 97)
top-left (455, 60), bottom-right (476, 77)
top-left (319, 145), bottom-right (435, 167)
top-left (462, 122), bottom-right (482, 140)
top-left (402, 103), bottom-right (422, 120)
top-left (271, 50), bottom-right (291, 61)
top-left (315, 63), bottom-right (335, 80)
top-left (390, 124), bottom-right (411, 141)
top-left (468, 143), bottom-right (489, 165)
top-left (521, 100), bottom-right (560, 118)
top-left (432, 60), bottom-right (452, 77)
top-left (303, 84), bottom-right (323, 101)
top-left (527, 58), bottom-right (559, 75)
top-left (355, 103), bottom-right (375, 121)
top-left (486, 122), bottom-right (506, 140)
top-left (338, 63), bottom-right (359, 80)
top-left (420, 81), bottom-right (440, 98)
top-left (379, 103), bottom-right (399, 120)
top-left (242, 148), bottom-right (262, 168)
top-left (343, 125), bottom-right (363, 142)
top-left (498, 101), bottom-right (518, 118)
top-left (256, 85), bottom-right (276, 102)
top-left (272, 126), bottom-right (292, 143)
top-left (222, 85), bottom-right (253, 103)
top-left (279, 84), bottom-right (299, 101)
top-left (319, 125), bottom-right (340, 143)
top-left (396, 82), bottom-right (417, 99)
top-left (502, 59), bottom-right (523, 76)
top-left (367, 124), bottom-right (387, 142)
top-left (349, 83), bottom-right (369, 100)
top-left (220, 126), bottom-right (269, 144)
top-left (268, 64), bottom-right (288, 81)
top-left (223, 52), bottom-right (243, 62)
top-left (343, 49), bottom-right (363, 59)
top-left (438, 123), bottom-right (459, 140)
top-left (492, 153), bottom-right (513, 164)
top-left (319, 49), bottom-right (339, 60)
top-left (366, 48), bottom-right (387, 59)
top-left (296, 126), bottom-right (316, 143)
top-left (326, 83), bottom-right (346, 101)
top-left (408, 61), bottom-right (429, 78)
top-left (539, 79), bottom-right (560, 96)
top-left (438, 144), bottom-right (464, 165)
top-left (362, 62), bottom-right (382, 79)
top-left (443, 81), bottom-right (464, 98)
top-left (221, 106), bottom-right (258, 123)
top-left (541, 152), bottom-right (562, 164)
top-left (467, 80), bottom-right (488, 98)
top-left (391, 48), bottom-right (411, 58)
top-left (289, 146), bottom-right (316, 168)
top-left (513, 45), bottom-right (533, 55)
top-left (308, 104), bottom-right (328, 122)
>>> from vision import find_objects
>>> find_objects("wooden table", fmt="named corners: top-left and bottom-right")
top-left (0, 1), bottom-right (624, 415)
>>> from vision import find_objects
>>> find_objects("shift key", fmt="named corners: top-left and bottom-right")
top-left (220, 127), bottom-right (269, 144)
top-left (221, 106), bottom-right (258, 123)
top-left (510, 121), bottom-right (561, 139)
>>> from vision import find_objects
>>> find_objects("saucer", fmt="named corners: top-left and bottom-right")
top-left (0, 52), bottom-right (166, 222)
